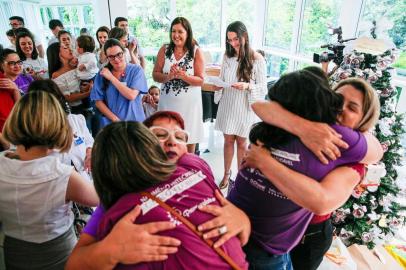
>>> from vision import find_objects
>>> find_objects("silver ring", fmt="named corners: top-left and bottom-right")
top-left (218, 225), bottom-right (228, 235)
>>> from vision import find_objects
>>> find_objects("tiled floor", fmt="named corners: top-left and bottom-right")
top-left (199, 121), bottom-right (239, 186)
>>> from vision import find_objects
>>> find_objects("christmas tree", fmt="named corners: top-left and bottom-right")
top-left (330, 28), bottom-right (406, 248)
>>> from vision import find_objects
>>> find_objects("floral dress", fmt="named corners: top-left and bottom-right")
top-left (158, 46), bottom-right (204, 144)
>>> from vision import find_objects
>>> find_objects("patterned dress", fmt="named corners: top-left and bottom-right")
top-left (214, 55), bottom-right (267, 138)
top-left (158, 46), bottom-right (204, 144)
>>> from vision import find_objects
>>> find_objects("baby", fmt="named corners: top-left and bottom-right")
top-left (143, 85), bottom-right (160, 117)
top-left (76, 35), bottom-right (98, 110)
top-left (76, 35), bottom-right (98, 82)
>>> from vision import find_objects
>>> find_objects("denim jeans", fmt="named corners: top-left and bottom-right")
top-left (243, 239), bottom-right (293, 270)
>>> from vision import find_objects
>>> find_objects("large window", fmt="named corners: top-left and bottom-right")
top-left (176, 0), bottom-right (221, 48)
top-left (265, 53), bottom-right (290, 77)
top-left (224, 0), bottom-right (255, 38)
top-left (123, 0), bottom-right (405, 81)
top-left (264, 0), bottom-right (296, 50)
top-left (40, 5), bottom-right (95, 39)
top-left (359, 0), bottom-right (406, 72)
top-left (0, 1), bottom-right (43, 46)
top-left (299, 0), bottom-right (343, 57)
top-left (127, 0), bottom-right (170, 50)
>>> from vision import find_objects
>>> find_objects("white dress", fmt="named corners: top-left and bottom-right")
top-left (214, 55), bottom-right (267, 138)
top-left (158, 46), bottom-right (204, 144)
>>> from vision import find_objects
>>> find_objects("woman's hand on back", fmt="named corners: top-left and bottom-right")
top-left (298, 122), bottom-right (349, 164)
top-left (241, 141), bottom-right (271, 171)
top-left (104, 205), bottom-right (181, 265)
top-left (198, 190), bottom-right (251, 248)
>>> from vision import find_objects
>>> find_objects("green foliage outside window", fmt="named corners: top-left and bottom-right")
top-left (300, 0), bottom-right (342, 56)
top-left (225, 0), bottom-right (255, 36)
top-left (265, 0), bottom-right (296, 50)
top-left (176, 0), bottom-right (221, 48)
top-left (127, 0), bottom-right (171, 49)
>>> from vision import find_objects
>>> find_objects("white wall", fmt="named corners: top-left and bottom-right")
top-left (92, 0), bottom-right (127, 28)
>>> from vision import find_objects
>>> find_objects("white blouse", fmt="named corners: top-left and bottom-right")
top-left (0, 153), bottom-right (74, 243)
top-left (53, 69), bottom-right (82, 107)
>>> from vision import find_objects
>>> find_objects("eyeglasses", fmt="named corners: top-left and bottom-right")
top-left (9, 23), bottom-right (21, 27)
top-left (149, 126), bottom-right (189, 144)
top-left (107, 51), bottom-right (124, 61)
top-left (5, 60), bottom-right (23, 67)
top-left (227, 37), bottom-right (240, 44)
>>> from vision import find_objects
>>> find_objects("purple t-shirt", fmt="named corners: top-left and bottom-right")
top-left (14, 74), bottom-right (34, 94)
top-left (91, 64), bottom-right (148, 127)
top-left (85, 154), bottom-right (248, 270)
top-left (228, 125), bottom-right (367, 255)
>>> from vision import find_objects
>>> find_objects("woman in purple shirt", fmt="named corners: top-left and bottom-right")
top-left (0, 49), bottom-right (34, 95)
top-left (66, 111), bottom-right (250, 270)
top-left (228, 70), bottom-right (380, 269)
top-left (247, 74), bottom-right (382, 270)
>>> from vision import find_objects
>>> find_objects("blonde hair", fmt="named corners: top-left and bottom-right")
top-left (3, 91), bottom-right (72, 152)
top-left (334, 78), bottom-right (380, 132)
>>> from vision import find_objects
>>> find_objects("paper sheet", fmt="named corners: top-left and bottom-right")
top-left (205, 76), bottom-right (231, 88)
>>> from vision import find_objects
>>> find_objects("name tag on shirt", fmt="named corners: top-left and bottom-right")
top-left (74, 136), bottom-right (84, 146)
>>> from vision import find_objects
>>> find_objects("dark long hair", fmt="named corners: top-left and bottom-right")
top-left (46, 42), bottom-right (62, 78)
top-left (225, 21), bottom-right (254, 82)
top-left (16, 31), bottom-right (38, 61)
top-left (249, 70), bottom-right (343, 147)
top-left (92, 122), bottom-right (176, 209)
top-left (165, 17), bottom-right (196, 59)
top-left (96, 26), bottom-right (110, 48)
top-left (28, 79), bottom-right (71, 114)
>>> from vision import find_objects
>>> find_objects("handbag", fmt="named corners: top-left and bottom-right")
top-left (140, 191), bottom-right (243, 270)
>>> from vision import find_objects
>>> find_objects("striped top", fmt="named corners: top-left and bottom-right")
top-left (214, 54), bottom-right (267, 137)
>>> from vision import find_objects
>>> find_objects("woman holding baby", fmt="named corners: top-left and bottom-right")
top-left (152, 17), bottom-right (205, 154)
